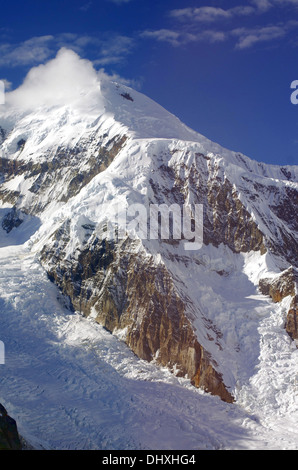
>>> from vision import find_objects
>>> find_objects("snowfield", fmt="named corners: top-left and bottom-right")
top-left (0, 49), bottom-right (297, 451)
top-left (0, 227), bottom-right (297, 450)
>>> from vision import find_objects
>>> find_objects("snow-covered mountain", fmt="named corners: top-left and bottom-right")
top-left (0, 49), bottom-right (297, 449)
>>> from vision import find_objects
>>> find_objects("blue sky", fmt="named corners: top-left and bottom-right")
top-left (1, 0), bottom-right (298, 166)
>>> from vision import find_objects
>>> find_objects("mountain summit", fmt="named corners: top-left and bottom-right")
top-left (0, 49), bottom-right (297, 448)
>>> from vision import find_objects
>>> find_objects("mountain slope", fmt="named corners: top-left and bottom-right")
top-left (0, 49), bottom-right (297, 448)
top-left (0, 243), bottom-right (297, 450)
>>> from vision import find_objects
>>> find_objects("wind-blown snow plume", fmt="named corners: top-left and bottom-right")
top-left (6, 48), bottom-right (103, 112)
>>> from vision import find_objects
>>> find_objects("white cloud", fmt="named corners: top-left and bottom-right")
top-left (170, 1), bottom-right (298, 23)
top-left (155, 1), bottom-right (298, 50)
top-left (170, 6), bottom-right (255, 23)
top-left (97, 69), bottom-right (142, 90)
top-left (252, 0), bottom-right (298, 9)
top-left (0, 79), bottom-right (12, 91)
top-left (140, 29), bottom-right (195, 47)
top-left (140, 28), bottom-right (226, 46)
top-left (6, 48), bottom-right (101, 110)
top-left (0, 36), bottom-right (54, 67)
top-left (200, 30), bottom-right (227, 43)
top-left (251, 0), bottom-right (273, 11)
top-left (0, 33), bottom-right (135, 69)
top-left (232, 25), bottom-right (287, 48)
top-left (5, 48), bottom-right (140, 112)
top-left (170, 7), bottom-right (231, 22)
top-left (232, 20), bottom-right (298, 48)
top-left (97, 35), bottom-right (135, 63)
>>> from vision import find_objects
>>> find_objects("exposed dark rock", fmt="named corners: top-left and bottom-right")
top-left (40, 234), bottom-right (234, 403)
top-left (259, 267), bottom-right (298, 345)
top-left (0, 135), bottom-right (127, 213)
top-left (0, 157), bottom-right (22, 178)
top-left (204, 177), bottom-right (266, 254)
top-left (0, 127), bottom-right (5, 143)
top-left (259, 267), bottom-right (297, 303)
top-left (239, 177), bottom-right (298, 266)
top-left (149, 154), bottom-right (266, 255)
top-left (2, 208), bottom-right (23, 233)
top-left (120, 92), bottom-right (134, 102)
top-left (0, 403), bottom-right (22, 450)
top-left (286, 296), bottom-right (298, 341)
top-left (17, 139), bottom-right (26, 152)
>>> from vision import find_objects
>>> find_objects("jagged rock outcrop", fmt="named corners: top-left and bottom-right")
top-left (0, 134), bottom-right (127, 213)
top-left (41, 234), bottom-right (234, 403)
top-left (0, 404), bottom-right (22, 450)
top-left (259, 267), bottom-right (297, 303)
top-left (2, 207), bottom-right (23, 233)
top-left (286, 296), bottom-right (298, 341)
top-left (149, 149), bottom-right (267, 255)
top-left (259, 267), bottom-right (298, 344)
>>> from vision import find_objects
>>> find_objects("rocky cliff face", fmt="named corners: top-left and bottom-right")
top-left (0, 73), bottom-right (297, 404)
top-left (36, 137), bottom-right (297, 402)
top-left (41, 235), bottom-right (234, 402)
top-left (259, 267), bottom-right (297, 303)
top-left (0, 131), bottom-right (127, 215)
top-left (259, 267), bottom-right (298, 343)
top-left (286, 296), bottom-right (298, 341)
top-left (0, 404), bottom-right (22, 450)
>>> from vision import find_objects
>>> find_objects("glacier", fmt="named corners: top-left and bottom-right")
top-left (0, 49), bottom-right (297, 450)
